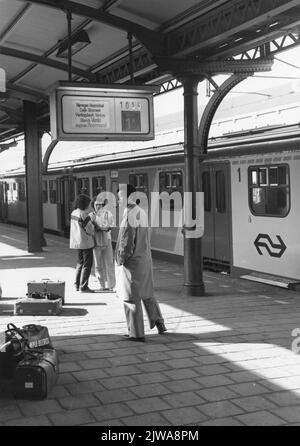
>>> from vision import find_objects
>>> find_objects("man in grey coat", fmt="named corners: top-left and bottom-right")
top-left (115, 184), bottom-right (167, 342)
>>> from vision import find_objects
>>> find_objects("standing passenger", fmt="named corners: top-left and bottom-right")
top-left (90, 194), bottom-right (116, 291)
top-left (115, 184), bottom-right (167, 342)
top-left (70, 194), bottom-right (95, 293)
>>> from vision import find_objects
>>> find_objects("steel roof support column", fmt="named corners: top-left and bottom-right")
top-left (181, 76), bottom-right (205, 297)
top-left (23, 100), bottom-right (44, 252)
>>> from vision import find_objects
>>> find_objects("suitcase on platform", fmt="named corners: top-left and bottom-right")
top-left (0, 323), bottom-right (53, 379)
top-left (14, 297), bottom-right (62, 316)
top-left (13, 348), bottom-right (59, 399)
top-left (27, 279), bottom-right (65, 304)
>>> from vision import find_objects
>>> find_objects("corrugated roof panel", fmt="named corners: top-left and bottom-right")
top-left (0, 54), bottom-right (33, 79)
top-left (19, 65), bottom-right (72, 90)
top-left (5, 4), bottom-right (83, 53)
top-left (114, 0), bottom-right (205, 26)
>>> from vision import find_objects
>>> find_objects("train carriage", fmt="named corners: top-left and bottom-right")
top-left (1, 123), bottom-right (300, 284)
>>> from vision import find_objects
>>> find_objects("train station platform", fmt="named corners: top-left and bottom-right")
top-left (1, 223), bottom-right (300, 427)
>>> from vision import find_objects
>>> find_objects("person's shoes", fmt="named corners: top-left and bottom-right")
top-left (122, 335), bottom-right (145, 342)
top-left (74, 284), bottom-right (79, 291)
top-left (156, 321), bottom-right (167, 334)
top-left (128, 337), bottom-right (145, 343)
top-left (80, 287), bottom-right (94, 293)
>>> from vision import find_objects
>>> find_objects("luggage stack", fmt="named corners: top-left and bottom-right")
top-left (27, 279), bottom-right (65, 304)
top-left (0, 323), bottom-right (59, 399)
top-left (14, 279), bottom-right (65, 316)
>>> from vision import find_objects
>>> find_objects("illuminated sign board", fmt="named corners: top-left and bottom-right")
top-left (49, 82), bottom-right (159, 141)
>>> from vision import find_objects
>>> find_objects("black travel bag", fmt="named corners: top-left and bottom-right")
top-left (13, 348), bottom-right (59, 399)
top-left (0, 323), bottom-right (53, 379)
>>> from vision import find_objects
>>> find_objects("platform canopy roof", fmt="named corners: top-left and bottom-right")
top-left (1, 0), bottom-right (300, 143)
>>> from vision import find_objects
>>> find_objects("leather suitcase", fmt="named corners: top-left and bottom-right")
top-left (13, 349), bottom-right (59, 399)
top-left (14, 297), bottom-right (62, 316)
top-left (0, 323), bottom-right (53, 379)
top-left (27, 279), bottom-right (65, 304)
top-left (0, 340), bottom-right (24, 379)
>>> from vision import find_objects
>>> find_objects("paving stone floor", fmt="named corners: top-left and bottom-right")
top-left (1, 223), bottom-right (300, 426)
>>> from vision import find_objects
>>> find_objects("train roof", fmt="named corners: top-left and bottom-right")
top-left (1, 81), bottom-right (300, 176)
top-left (2, 123), bottom-right (300, 178)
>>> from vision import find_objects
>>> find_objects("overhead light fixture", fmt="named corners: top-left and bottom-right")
top-left (56, 30), bottom-right (91, 58)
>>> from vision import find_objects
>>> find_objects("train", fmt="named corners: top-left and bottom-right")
top-left (1, 122), bottom-right (300, 286)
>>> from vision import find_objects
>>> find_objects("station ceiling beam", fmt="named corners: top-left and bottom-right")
top-left (5, 82), bottom-right (47, 103)
top-left (0, 46), bottom-right (96, 82)
top-left (0, 104), bottom-right (23, 119)
top-left (165, 0), bottom-right (300, 57)
top-left (156, 57), bottom-right (274, 78)
top-left (0, 123), bottom-right (21, 130)
top-left (236, 32), bottom-right (300, 59)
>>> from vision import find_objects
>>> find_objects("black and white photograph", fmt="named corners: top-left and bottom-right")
top-left (1, 0), bottom-right (300, 433)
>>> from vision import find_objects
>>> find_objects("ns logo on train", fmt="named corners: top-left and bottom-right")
top-left (254, 234), bottom-right (287, 258)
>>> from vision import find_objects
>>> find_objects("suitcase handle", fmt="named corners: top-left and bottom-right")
top-left (6, 323), bottom-right (25, 338)
top-left (24, 349), bottom-right (57, 371)
top-left (22, 324), bottom-right (40, 332)
top-left (0, 341), bottom-right (11, 352)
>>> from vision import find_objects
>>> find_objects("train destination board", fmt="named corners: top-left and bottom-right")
top-left (49, 82), bottom-right (159, 141)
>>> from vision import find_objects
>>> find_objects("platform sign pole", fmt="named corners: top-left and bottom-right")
top-left (24, 100), bottom-right (43, 252)
top-left (181, 76), bottom-right (205, 297)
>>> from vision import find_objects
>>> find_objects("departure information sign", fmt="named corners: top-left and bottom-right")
top-left (49, 82), bottom-right (159, 141)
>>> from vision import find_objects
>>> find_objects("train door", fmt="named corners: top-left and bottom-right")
top-left (201, 162), bottom-right (232, 270)
top-left (58, 176), bottom-right (75, 233)
top-left (0, 182), bottom-right (8, 221)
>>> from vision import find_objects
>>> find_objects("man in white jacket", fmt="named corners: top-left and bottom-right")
top-left (70, 194), bottom-right (95, 293)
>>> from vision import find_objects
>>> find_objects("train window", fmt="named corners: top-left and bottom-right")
top-left (92, 176), bottom-right (106, 197)
top-left (269, 167), bottom-right (278, 186)
top-left (278, 166), bottom-right (288, 185)
top-left (202, 171), bottom-right (211, 212)
top-left (215, 170), bottom-right (226, 213)
top-left (49, 180), bottom-right (57, 204)
top-left (77, 178), bottom-right (90, 196)
top-left (69, 178), bottom-right (76, 202)
top-left (159, 170), bottom-right (183, 212)
top-left (250, 170), bottom-right (258, 186)
top-left (19, 181), bottom-right (25, 202)
top-left (171, 172), bottom-right (182, 189)
top-left (259, 168), bottom-right (268, 186)
top-left (248, 164), bottom-right (290, 217)
top-left (42, 180), bottom-right (48, 203)
top-left (129, 173), bottom-right (148, 194)
top-left (6, 184), bottom-right (11, 203)
top-left (12, 183), bottom-right (18, 201)
top-left (159, 171), bottom-right (183, 194)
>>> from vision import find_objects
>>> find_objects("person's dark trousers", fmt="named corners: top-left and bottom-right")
top-left (75, 248), bottom-right (93, 290)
